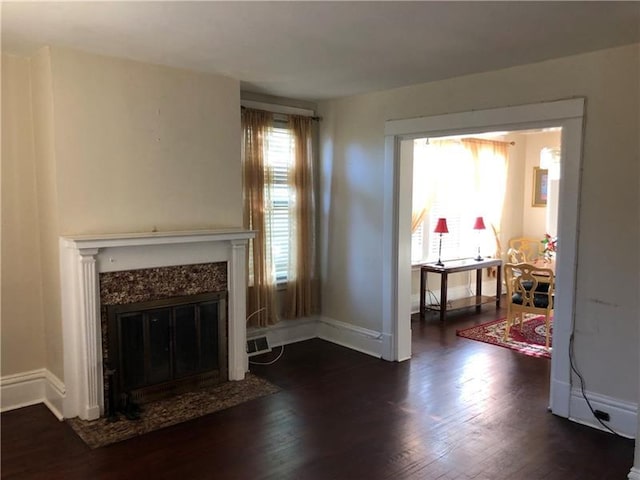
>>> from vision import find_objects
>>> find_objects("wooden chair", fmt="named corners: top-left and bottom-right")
top-left (508, 237), bottom-right (543, 262)
top-left (503, 262), bottom-right (555, 349)
top-left (507, 247), bottom-right (527, 263)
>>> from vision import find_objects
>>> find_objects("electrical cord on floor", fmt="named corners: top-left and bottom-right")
top-left (248, 345), bottom-right (285, 366)
top-left (426, 289), bottom-right (439, 306)
top-left (246, 307), bottom-right (266, 324)
top-left (467, 271), bottom-right (474, 297)
top-left (568, 332), bottom-right (625, 438)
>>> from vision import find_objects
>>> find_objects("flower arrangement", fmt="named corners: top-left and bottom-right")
top-left (541, 233), bottom-right (557, 261)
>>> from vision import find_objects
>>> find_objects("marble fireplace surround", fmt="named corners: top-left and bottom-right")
top-left (59, 229), bottom-right (254, 420)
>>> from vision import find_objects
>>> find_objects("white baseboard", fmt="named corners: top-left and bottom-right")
top-left (1, 370), bottom-right (45, 411)
top-left (247, 315), bottom-right (383, 359)
top-left (1, 369), bottom-right (65, 420)
top-left (569, 387), bottom-right (636, 438)
top-left (317, 316), bottom-right (382, 358)
top-left (628, 467), bottom-right (640, 480)
top-left (549, 378), bottom-right (571, 418)
top-left (247, 316), bottom-right (318, 349)
top-left (43, 370), bottom-right (65, 420)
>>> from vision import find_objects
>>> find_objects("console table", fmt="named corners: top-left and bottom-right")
top-left (419, 258), bottom-right (502, 321)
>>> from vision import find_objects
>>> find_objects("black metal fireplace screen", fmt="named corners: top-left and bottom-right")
top-left (106, 291), bottom-right (227, 412)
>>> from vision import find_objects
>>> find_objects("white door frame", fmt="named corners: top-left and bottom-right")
top-left (381, 98), bottom-right (585, 417)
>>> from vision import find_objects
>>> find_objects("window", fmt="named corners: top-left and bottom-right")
top-left (242, 107), bottom-right (317, 324)
top-left (410, 222), bottom-right (424, 264)
top-left (425, 193), bottom-right (480, 262)
top-left (412, 202), bottom-right (478, 263)
top-left (264, 123), bottom-right (295, 284)
top-left (411, 138), bottom-right (508, 264)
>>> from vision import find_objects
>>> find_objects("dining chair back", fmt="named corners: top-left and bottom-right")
top-left (507, 247), bottom-right (527, 263)
top-left (503, 262), bottom-right (555, 349)
top-left (508, 237), bottom-right (543, 262)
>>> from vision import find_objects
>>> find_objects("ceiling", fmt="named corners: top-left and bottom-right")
top-left (2, 1), bottom-right (639, 101)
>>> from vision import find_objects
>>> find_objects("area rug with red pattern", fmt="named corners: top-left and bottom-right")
top-left (456, 315), bottom-right (552, 359)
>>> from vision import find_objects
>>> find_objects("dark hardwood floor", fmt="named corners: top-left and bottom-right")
top-left (2, 307), bottom-right (634, 479)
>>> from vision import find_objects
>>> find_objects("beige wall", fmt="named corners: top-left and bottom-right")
top-left (1, 54), bottom-right (47, 375)
top-left (1, 47), bottom-right (243, 380)
top-left (49, 47), bottom-right (242, 235)
top-left (30, 48), bottom-right (64, 379)
top-left (319, 44), bottom-right (640, 402)
top-left (521, 131), bottom-right (561, 237)
top-left (500, 133), bottom-right (527, 250)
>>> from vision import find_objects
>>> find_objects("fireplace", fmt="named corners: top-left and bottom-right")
top-left (99, 262), bottom-right (230, 412)
top-left (100, 262), bottom-right (230, 413)
top-left (59, 229), bottom-right (254, 420)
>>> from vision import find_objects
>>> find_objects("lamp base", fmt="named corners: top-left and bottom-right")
top-left (474, 255), bottom-right (483, 261)
top-left (435, 236), bottom-right (445, 266)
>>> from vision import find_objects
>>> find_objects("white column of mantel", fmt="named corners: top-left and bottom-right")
top-left (229, 239), bottom-right (249, 380)
top-left (77, 248), bottom-right (103, 420)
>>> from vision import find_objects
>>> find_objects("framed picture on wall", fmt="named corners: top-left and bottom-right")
top-left (532, 167), bottom-right (548, 207)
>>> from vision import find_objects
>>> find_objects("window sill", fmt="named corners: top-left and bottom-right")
top-left (247, 282), bottom-right (288, 291)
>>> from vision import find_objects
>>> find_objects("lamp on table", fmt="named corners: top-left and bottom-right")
top-left (434, 218), bottom-right (449, 266)
top-left (473, 216), bottom-right (486, 261)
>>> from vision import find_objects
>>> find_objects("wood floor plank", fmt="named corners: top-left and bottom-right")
top-left (1, 307), bottom-right (634, 479)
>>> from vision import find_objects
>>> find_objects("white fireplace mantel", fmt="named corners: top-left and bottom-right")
top-left (59, 229), bottom-right (255, 420)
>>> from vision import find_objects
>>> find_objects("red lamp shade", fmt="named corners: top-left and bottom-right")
top-left (434, 218), bottom-right (449, 234)
top-left (473, 216), bottom-right (486, 230)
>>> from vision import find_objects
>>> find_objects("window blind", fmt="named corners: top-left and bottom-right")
top-left (265, 126), bottom-right (295, 283)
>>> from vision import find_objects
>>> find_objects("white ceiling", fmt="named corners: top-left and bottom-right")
top-left (2, 1), bottom-right (639, 101)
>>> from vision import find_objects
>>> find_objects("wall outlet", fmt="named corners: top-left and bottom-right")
top-left (247, 336), bottom-right (271, 357)
top-left (594, 410), bottom-right (610, 422)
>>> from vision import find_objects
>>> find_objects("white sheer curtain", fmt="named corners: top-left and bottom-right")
top-left (411, 138), bottom-right (509, 262)
top-left (462, 138), bottom-right (509, 237)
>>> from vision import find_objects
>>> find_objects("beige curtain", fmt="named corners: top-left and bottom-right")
top-left (242, 108), bottom-right (276, 327)
top-left (284, 115), bottom-right (319, 318)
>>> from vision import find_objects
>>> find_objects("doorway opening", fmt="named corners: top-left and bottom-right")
top-left (409, 128), bottom-right (561, 326)
top-left (381, 98), bottom-right (585, 418)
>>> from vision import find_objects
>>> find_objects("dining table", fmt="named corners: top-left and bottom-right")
top-left (530, 257), bottom-right (556, 274)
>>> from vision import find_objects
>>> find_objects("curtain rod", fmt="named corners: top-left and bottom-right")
top-left (461, 138), bottom-right (515, 145)
top-left (241, 105), bottom-right (321, 122)
top-left (427, 138), bottom-right (515, 145)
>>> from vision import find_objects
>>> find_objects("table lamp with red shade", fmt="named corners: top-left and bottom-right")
top-left (434, 218), bottom-right (449, 266)
top-left (473, 216), bottom-right (486, 261)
